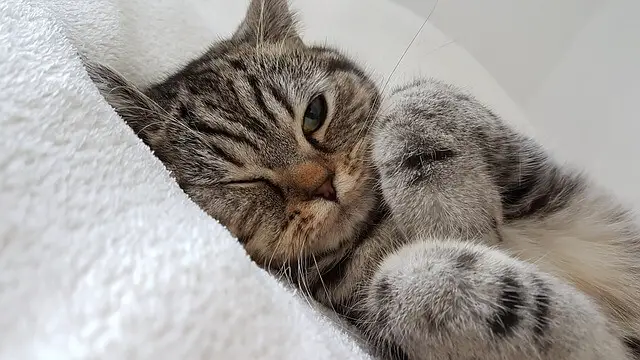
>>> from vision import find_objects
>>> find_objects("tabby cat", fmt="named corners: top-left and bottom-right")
top-left (85, 0), bottom-right (640, 359)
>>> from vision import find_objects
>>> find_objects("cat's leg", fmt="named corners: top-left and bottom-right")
top-left (361, 240), bottom-right (630, 360)
top-left (370, 79), bottom-right (637, 358)
top-left (372, 78), bottom-right (640, 345)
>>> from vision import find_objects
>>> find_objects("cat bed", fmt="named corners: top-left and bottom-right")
top-left (0, 0), bottom-right (371, 358)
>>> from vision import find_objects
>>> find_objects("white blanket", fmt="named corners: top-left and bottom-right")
top-left (0, 0), bottom-right (377, 358)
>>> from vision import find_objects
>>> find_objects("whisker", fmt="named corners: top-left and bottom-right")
top-left (312, 253), bottom-right (336, 312)
top-left (115, 99), bottom-right (243, 166)
top-left (103, 84), bottom-right (205, 141)
top-left (257, 0), bottom-right (266, 49)
top-left (297, 242), bottom-right (315, 309)
top-left (379, 1), bottom-right (436, 97)
top-left (355, 0), bottom-right (440, 144)
top-left (422, 39), bottom-right (456, 58)
top-left (267, 228), bottom-right (289, 271)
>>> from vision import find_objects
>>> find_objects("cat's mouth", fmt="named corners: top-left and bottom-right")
top-left (297, 155), bottom-right (376, 255)
top-left (241, 151), bottom-right (376, 266)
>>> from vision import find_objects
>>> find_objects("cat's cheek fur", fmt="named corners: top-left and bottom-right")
top-left (286, 201), bottom-right (338, 252)
top-left (333, 150), bottom-right (374, 211)
top-left (363, 240), bottom-right (629, 360)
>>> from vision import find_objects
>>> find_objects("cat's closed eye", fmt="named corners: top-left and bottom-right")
top-left (221, 178), bottom-right (285, 198)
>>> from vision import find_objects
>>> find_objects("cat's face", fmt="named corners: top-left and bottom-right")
top-left (97, 0), bottom-right (381, 267)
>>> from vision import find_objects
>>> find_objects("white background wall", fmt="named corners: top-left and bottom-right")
top-left (525, 0), bottom-right (640, 208)
top-left (393, 0), bottom-right (640, 208)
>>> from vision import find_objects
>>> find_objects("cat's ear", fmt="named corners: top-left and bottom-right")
top-left (232, 0), bottom-right (303, 46)
top-left (84, 61), bottom-right (166, 148)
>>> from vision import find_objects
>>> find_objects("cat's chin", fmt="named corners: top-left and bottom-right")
top-left (303, 180), bottom-right (377, 258)
top-left (303, 158), bottom-right (377, 254)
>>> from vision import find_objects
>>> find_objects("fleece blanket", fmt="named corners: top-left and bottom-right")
top-left (0, 0), bottom-right (377, 358)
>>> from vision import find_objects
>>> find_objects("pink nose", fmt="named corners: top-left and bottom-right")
top-left (313, 176), bottom-right (337, 202)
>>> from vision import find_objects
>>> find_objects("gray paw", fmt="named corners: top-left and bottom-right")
top-left (372, 80), bottom-right (503, 241)
top-left (362, 240), bottom-right (628, 360)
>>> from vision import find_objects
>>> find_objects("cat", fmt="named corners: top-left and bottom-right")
top-left (84, 0), bottom-right (640, 359)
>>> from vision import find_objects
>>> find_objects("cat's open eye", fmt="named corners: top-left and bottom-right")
top-left (302, 95), bottom-right (328, 135)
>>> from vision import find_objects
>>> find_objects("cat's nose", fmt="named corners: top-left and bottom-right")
top-left (313, 175), bottom-right (337, 202)
top-left (282, 161), bottom-right (337, 202)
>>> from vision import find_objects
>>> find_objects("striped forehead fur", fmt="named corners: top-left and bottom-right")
top-left (87, 0), bottom-right (382, 266)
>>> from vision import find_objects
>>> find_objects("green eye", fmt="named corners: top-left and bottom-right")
top-left (302, 95), bottom-right (328, 134)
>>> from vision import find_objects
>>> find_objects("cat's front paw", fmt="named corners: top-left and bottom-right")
top-left (361, 240), bottom-right (629, 360)
top-left (373, 80), bottom-right (503, 241)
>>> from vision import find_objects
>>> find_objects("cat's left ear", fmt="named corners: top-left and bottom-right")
top-left (84, 60), bottom-right (168, 149)
top-left (232, 0), bottom-right (303, 46)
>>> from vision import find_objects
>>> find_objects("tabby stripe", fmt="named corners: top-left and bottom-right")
top-left (262, 179), bottom-right (286, 200)
top-left (202, 99), bottom-right (236, 120)
top-left (227, 59), bottom-right (247, 72)
top-left (197, 123), bottom-right (259, 150)
top-left (246, 114), bottom-right (270, 136)
top-left (391, 79), bottom-right (429, 95)
top-left (501, 165), bottom-right (583, 220)
top-left (532, 277), bottom-right (551, 337)
top-left (226, 79), bottom-right (272, 134)
top-left (247, 75), bottom-right (279, 125)
top-left (308, 46), bottom-right (367, 78)
top-left (531, 276), bottom-right (552, 352)
top-left (325, 57), bottom-right (366, 78)
top-left (206, 141), bottom-right (244, 167)
top-left (305, 136), bottom-right (332, 153)
top-left (203, 99), bottom-right (268, 137)
top-left (179, 102), bottom-right (259, 151)
top-left (268, 85), bottom-right (295, 118)
top-left (488, 275), bottom-right (523, 337)
top-left (308, 46), bottom-right (337, 55)
top-left (379, 340), bottom-right (410, 360)
top-left (624, 337), bottom-right (640, 359)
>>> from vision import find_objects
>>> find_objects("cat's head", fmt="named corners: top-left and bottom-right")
top-left (88, 0), bottom-right (381, 267)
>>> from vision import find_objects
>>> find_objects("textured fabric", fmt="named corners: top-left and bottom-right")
top-left (0, 0), bottom-right (370, 358)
